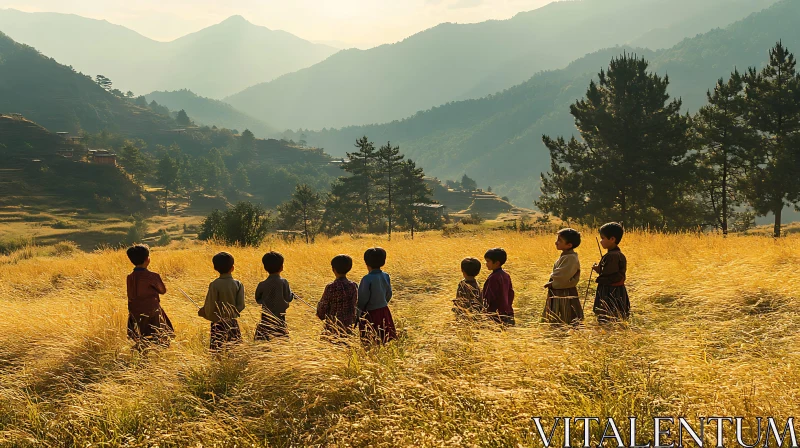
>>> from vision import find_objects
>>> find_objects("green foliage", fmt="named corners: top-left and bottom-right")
top-left (157, 154), bottom-right (180, 214)
top-left (738, 42), bottom-right (800, 237)
top-left (199, 202), bottom-right (273, 246)
top-left (277, 184), bottom-right (323, 243)
top-left (156, 229), bottom-right (171, 247)
top-left (536, 53), bottom-right (700, 230)
top-left (460, 174), bottom-right (477, 192)
top-left (119, 141), bottom-right (151, 181)
top-left (124, 214), bottom-right (148, 245)
top-left (175, 109), bottom-right (191, 127)
top-left (694, 71), bottom-right (754, 234)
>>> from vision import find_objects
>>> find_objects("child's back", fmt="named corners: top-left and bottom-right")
top-left (254, 251), bottom-right (293, 340)
top-left (358, 248), bottom-right (397, 343)
top-left (198, 252), bottom-right (245, 350)
top-left (453, 257), bottom-right (483, 319)
top-left (125, 244), bottom-right (174, 346)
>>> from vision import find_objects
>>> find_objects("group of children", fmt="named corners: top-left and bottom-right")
top-left (125, 245), bottom-right (397, 349)
top-left (453, 222), bottom-right (630, 327)
top-left (124, 222), bottom-right (630, 350)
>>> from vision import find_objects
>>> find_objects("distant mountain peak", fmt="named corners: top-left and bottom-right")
top-left (220, 15), bottom-right (251, 26)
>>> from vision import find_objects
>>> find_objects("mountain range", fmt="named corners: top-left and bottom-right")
top-left (225, 0), bottom-right (778, 130)
top-left (0, 10), bottom-right (338, 99)
top-left (285, 0), bottom-right (800, 217)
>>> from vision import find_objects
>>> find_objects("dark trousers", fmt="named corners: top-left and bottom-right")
top-left (210, 319), bottom-right (242, 351)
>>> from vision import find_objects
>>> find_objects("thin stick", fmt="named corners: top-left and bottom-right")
top-left (292, 293), bottom-right (316, 311)
top-left (583, 269), bottom-right (594, 309)
top-left (177, 287), bottom-right (201, 309)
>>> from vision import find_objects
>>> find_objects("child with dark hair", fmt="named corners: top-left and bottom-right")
top-left (452, 257), bottom-right (483, 319)
top-left (482, 248), bottom-right (515, 325)
top-left (125, 244), bottom-right (174, 347)
top-left (357, 247), bottom-right (397, 343)
top-left (254, 251), bottom-right (294, 341)
top-left (198, 252), bottom-right (245, 350)
top-left (542, 228), bottom-right (584, 326)
top-left (316, 254), bottom-right (358, 338)
top-left (592, 222), bottom-right (630, 323)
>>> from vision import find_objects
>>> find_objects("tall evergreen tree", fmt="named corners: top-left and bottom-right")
top-left (157, 154), bottom-right (180, 215)
top-left (277, 184), bottom-right (323, 244)
top-left (376, 141), bottom-right (404, 240)
top-left (461, 174), bottom-right (477, 191)
top-left (341, 136), bottom-right (378, 232)
top-left (119, 141), bottom-right (149, 181)
top-left (740, 42), bottom-right (800, 237)
top-left (536, 53), bottom-right (699, 229)
top-left (238, 129), bottom-right (257, 161)
top-left (176, 109), bottom-right (191, 127)
top-left (695, 71), bottom-right (754, 235)
top-left (397, 159), bottom-right (434, 239)
top-left (321, 180), bottom-right (361, 235)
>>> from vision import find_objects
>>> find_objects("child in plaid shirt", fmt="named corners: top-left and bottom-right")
top-left (316, 254), bottom-right (359, 337)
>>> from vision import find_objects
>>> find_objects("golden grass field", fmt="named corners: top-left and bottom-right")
top-left (1, 230), bottom-right (799, 447)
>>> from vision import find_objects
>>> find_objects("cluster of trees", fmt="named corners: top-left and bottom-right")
top-left (537, 43), bottom-right (800, 237)
top-left (276, 137), bottom-right (441, 242)
top-left (116, 132), bottom-right (253, 213)
top-left (95, 74), bottom-right (193, 126)
top-left (444, 174), bottom-right (478, 192)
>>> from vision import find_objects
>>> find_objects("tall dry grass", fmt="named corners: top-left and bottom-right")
top-left (0, 231), bottom-right (798, 447)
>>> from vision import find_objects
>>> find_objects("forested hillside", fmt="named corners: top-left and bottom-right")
top-left (226, 0), bottom-right (777, 130)
top-left (289, 0), bottom-right (800, 208)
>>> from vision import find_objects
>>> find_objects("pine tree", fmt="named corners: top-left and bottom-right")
top-left (239, 129), bottom-right (257, 161)
top-left (695, 71), bottom-right (755, 235)
top-left (341, 136), bottom-right (378, 232)
top-left (277, 184), bottom-right (323, 244)
top-left (740, 42), bottom-right (800, 237)
top-left (157, 154), bottom-right (180, 215)
top-left (397, 159), bottom-right (433, 239)
top-left (176, 109), bottom-right (191, 127)
top-left (461, 174), bottom-right (477, 191)
top-left (536, 53), bottom-right (698, 229)
top-left (321, 180), bottom-right (361, 235)
top-left (119, 141), bottom-right (149, 180)
top-left (376, 141), bottom-right (404, 240)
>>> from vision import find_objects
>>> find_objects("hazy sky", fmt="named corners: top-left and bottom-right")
top-left (0, 0), bottom-right (556, 48)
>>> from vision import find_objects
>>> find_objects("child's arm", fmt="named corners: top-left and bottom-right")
top-left (316, 285), bottom-right (330, 320)
top-left (199, 284), bottom-right (214, 320)
top-left (596, 253), bottom-right (623, 285)
top-left (255, 282), bottom-right (264, 305)
top-left (155, 274), bottom-right (167, 295)
top-left (508, 275), bottom-right (515, 308)
top-left (385, 274), bottom-right (392, 304)
top-left (357, 277), bottom-right (371, 313)
top-left (284, 280), bottom-right (294, 304)
top-left (235, 281), bottom-right (246, 313)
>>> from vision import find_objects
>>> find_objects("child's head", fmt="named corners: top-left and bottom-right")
top-left (331, 254), bottom-right (353, 276)
top-left (599, 222), bottom-right (624, 248)
top-left (364, 247), bottom-right (387, 270)
top-left (212, 252), bottom-right (235, 274)
top-left (484, 248), bottom-right (507, 270)
top-left (556, 228), bottom-right (581, 251)
top-left (262, 251), bottom-right (284, 274)
top-left (126, 244), bottom-right (150, 267)
top-left (461, 257), bottom-right (481, 279)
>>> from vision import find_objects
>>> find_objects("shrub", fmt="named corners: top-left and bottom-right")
top-left (199, 202), bottom-right (273, 246)
top-left (52, 241), bottom-right (79, 256)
